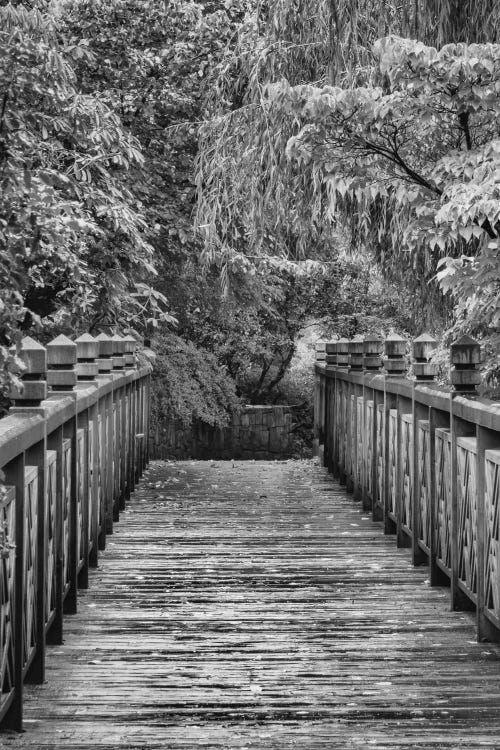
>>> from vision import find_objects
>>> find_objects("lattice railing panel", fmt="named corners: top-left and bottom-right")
top-left (23, 467), bottom-right (38, 673)
top-left (0, 486), bottom-right (15, 712)
top-left (457, 437), bottom-right (478, 598)
top-left (417, 421), bottom-right (431, 551)
top-left (435, 428), bottom-right (452, 574)
top-left (485, 450), bottom-right (500, 622)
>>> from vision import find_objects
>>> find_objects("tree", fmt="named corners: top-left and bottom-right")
top-left (0, 2), bottom-right (165, 345)
top-left (60, 0), bottom-right (249, 307)
top-left (268, 37), bottom-right (500, 365)
top-left (196, 0), bottom-right (500, 379)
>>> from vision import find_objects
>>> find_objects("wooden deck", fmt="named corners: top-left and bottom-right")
top-left (2, 459), bottom-right (500, 749)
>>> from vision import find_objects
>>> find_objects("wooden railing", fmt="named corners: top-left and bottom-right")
top-left (314, 334), bottom-right (500, 644)
top-left (0, 332), bottom-right (153, 730)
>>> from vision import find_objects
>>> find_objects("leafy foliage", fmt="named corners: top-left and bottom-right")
top-left (150, 331), bottom-right (240, 430)
top-left (61, 0), bottom-right (249, 301)
top-left (269, 38), bottom-right (500, 365)
top-left (0, 3), bottom-right (167, 342)
top-left (196, 2), bottom-right (500, 382)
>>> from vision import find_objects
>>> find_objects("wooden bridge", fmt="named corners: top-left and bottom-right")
top-left (1, 332), bottom-right (500, 748)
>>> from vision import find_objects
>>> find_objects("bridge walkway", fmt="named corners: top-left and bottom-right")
top-left (2, 460), bottom-right (500, 749)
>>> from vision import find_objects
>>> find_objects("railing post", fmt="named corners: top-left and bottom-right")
top-left (111, 335), bottom-right (126, 519)
top-left (313, 342), bottom-right (325, 457)
top-left (4, 338), bottom-right (48, 729)
top-left (335, 338), bottom-right (349, 484)
top-left (133, 338), bottom-right (145, 484)
top-left (411, 334), bottom-right (438, 567)
top-left (363, 335), bottom-right (383, 519)
top-left (383, 335), bottom-right (409, 546)
top-left (322, 341), bottom-right (337, 473)
top-left (448, 336), bottom-right (481, 617)
top-left (47, 335), bottom-right (79, 617)
top-left (122, 336), bottom-right (138, 500)
top-left (75, 334), bottom-right (100, 571)
top-left (95, 334), bottom-right (115, 539)
top-left (348, 338), bottom-right (364, 499)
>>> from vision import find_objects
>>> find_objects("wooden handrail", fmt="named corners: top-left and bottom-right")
top-left (0, 332), bottom-right (153, 731)
top-left (314, 334), bottom-right (500, 648)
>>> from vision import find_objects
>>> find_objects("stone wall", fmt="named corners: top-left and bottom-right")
top-left (151, 405), bottom-right (294, 460)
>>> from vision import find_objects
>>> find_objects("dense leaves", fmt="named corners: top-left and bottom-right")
top-left (150, 331), bottom-right (240, 430)
top-left (0, 3), bottom-right (167, 338)
top-left (196, 1), bottom-right (500, 381)
top-left (269, 38), bottom-right (500, 364)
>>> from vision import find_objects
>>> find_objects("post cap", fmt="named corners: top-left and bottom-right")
top-left (385, 334), bottom-right (407, 357)
top-left (450, 335), bottom-right (481, 365)
top-left (95, 332), bottom-right (114, 357)
top-left (336, 337), bottom-right (350, 352)
top-left (47, 334), bottom-right (77, 366)
top-left (112, 334), bottom-right (126, 355)
top-left (17, 336), bottom-right (47, 374)
top-left (75, 333), bottom-right (100, 361)
top-left (364, 334), bottom-right (383, 355)
top-left (122, 335), bottom-right (138, 354)
top-left (413, 333), bottom-right (438, 362)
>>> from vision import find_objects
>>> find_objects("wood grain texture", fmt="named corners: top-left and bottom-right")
top-left (2, 459), bottom-right (500, 749)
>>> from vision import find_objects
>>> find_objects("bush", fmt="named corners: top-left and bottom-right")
top-left (150, 331), bottom-right (241, 432)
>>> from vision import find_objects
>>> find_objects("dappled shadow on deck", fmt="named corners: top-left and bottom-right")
top-left (3, 460), bottom-right (500, 749)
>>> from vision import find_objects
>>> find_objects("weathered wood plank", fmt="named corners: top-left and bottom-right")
top-left (2, 459), bottom-right (500, 748)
